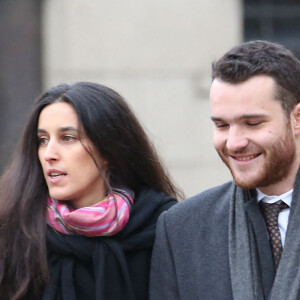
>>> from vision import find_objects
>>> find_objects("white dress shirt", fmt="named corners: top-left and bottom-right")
top-left (256, 188), bottom-right (293, 247)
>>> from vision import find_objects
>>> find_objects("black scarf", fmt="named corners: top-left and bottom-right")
top-left (42, 187), bottom-right (177, 300)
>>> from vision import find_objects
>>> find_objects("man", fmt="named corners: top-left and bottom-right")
top-left (150, 40), bottom-right (300, 300)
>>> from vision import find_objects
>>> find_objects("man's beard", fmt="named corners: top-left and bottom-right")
top-left (217, 125), bottom-right (296, 190)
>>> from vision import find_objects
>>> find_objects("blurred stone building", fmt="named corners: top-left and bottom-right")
top-left (1, 0), bottom-right (300, 197)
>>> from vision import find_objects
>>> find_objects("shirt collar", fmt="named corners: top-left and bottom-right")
top-left (256, 188), bottom-right (293, 206)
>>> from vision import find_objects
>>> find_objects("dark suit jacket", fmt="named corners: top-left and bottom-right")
top-left (150, 181), bottom-right (276, 300)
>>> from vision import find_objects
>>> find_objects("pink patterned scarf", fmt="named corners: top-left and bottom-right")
top-left (47, 188), bottom-right (134, 237)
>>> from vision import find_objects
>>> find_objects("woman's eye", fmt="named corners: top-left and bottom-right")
top-left (62, 135), bottom-right (76, 142)
top-left (38, 137), bottom-right (48, 146)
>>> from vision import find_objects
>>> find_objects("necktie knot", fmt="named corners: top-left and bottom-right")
top-left (259, 201), bottom-right (289, 226)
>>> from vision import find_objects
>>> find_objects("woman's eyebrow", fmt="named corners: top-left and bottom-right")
top-left (37, 126), bottom-right (79, 133)
top-left (59, 126), bottom-right (79, 132)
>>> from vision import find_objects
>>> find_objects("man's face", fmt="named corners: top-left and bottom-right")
top-left (210, 75), bottom-right (297, 195)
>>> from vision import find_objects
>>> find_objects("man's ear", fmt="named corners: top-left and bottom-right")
top-left (291, 103), bottom-right (300, 135)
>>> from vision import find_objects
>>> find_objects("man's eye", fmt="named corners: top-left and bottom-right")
top-left (247, 121), bottom-right (262, 126)
top-left (215, 123), bottom-right (228, 128)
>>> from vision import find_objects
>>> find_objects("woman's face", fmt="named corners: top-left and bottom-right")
top-left (37, 102), bottom-right (107, 209)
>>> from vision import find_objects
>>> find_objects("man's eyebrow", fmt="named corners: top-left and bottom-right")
top-left (211, 117), bottom-right (223, 122)
top-left (37, 127), bottom-right (79, 134)
top-left (211, 114), bottom-right (268, 122)
top-left (237, 114), bottom-right (268, 120)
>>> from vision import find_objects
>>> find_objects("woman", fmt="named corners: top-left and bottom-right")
top-left (0, 82), bottom-right (181, 300)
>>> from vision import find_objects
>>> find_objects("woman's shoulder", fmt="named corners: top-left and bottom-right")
top-left (135, 186), bottom-right (178, 214)
top-left (115, 186), bottom-right (177, 244)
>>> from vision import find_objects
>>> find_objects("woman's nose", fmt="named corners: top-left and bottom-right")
top-left (43, 141), bottom-right (59, 162)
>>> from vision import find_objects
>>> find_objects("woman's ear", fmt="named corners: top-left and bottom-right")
top-left (291, 103), bottom-right (300, 135)
top-left (102, 160), bottom-right (108, 172)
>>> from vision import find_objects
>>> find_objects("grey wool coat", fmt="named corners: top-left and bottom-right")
top-left (150, 181), bottom-right (276, 300)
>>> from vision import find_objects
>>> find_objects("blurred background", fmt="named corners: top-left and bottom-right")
top-left (0, 0), bottom-right (299, 198)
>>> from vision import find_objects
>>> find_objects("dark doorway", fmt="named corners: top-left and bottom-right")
top-left (0, 0), bottom-right (42, 172)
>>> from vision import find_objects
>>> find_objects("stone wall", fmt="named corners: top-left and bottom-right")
top-left (42, 0), bottom-right (242, 197)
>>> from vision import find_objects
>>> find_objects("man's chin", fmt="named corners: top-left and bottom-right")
top-left (231, 172), bottom-right (260, 190)
top-left (233, 179), bottom-right (256, 190)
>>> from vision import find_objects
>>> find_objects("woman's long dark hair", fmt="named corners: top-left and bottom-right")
top-left (0, 82), bottom-right (182, 299)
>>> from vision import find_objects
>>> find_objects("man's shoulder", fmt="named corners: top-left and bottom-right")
top-left (163, 180), bottom-right (234, 219)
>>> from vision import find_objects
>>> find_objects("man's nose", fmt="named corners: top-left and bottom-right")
top-left (226, 126), bottom-right (249, 152)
